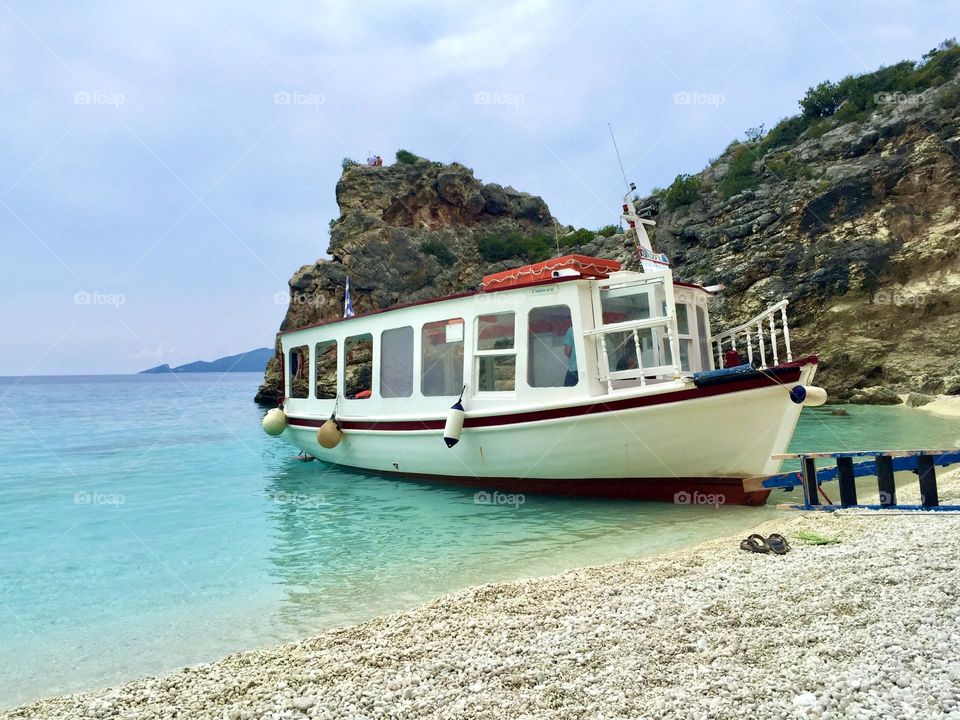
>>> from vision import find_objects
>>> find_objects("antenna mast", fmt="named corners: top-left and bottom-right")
top-left (608, 123), bottom-right (630, 193)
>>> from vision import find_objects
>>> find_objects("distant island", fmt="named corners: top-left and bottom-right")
top-left (140, 348), bottom-right (274, 374)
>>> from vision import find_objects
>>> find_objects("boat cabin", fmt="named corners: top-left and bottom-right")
top-left (279, 256), bottom-right (721, 417)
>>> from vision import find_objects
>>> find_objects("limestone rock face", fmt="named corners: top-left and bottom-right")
top-left (591, 76), bottom-right (960, 399)
top-left (255, 159), bottom-right (557, 404)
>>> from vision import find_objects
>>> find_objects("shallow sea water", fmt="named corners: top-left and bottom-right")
top-left (2, 373), bottom-right (958, 708)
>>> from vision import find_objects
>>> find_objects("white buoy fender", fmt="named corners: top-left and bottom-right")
top-left (317, 418), bottom-right (343, 449)
top-left (790, 385), bottom-right (828, 407)
top-left (443, 401), bottom-right (465, 448)
top-left (262, 408), bottom-right (287, 436)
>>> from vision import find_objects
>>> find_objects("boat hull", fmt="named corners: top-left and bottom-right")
top-left (281, 361), bottom-right (817, 506)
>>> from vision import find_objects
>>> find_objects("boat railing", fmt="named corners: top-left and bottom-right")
top-left (710, 299), bottom-right (792, 369)
top-left (583, 315), bottom-right (677, 392)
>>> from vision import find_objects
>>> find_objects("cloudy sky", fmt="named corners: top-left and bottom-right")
top-left (1, 0), bottom-right (956, 375)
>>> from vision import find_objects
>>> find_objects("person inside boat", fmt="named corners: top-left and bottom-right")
top-left (616, 347), bottom-right (639, 371)
top-left (563, 325), bottom-right (578, 386)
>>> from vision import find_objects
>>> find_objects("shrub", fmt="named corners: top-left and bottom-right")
top-left (717, 144), bottom-right (761, 199)
top-left (744, 124), bottom-right (765, 142)
top-left (936, 85), bottom-right (960, 110)
top-left (479, 232), bottom-right (553, 263)
top-left (559, 228), bottom-right (595, 250)
top-left (765, 152), bottom-right (812, 182)
top-left (800, 80), bottom-right (845, 118)
top-left (805, 118), bottom-right (832, 140)
top-left (763, 116), bottom-right (808, 150)
top-left (662, 174), bottom-right (702, 210)
top-left (596, 224), bottom-right (620, 237)
top-left (420, 239), bottom-right (457, 265)
top-left (911, 39), bottom-right (960, 90)
top-left (395, 149), bottom-right (420, 165)
top-left (341, 157), bottom-right (359, 170)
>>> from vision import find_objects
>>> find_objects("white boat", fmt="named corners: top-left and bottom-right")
top-left (263, 192), bottom-right (824, 505)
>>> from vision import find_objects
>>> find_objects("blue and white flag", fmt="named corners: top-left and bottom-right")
top-left (343, 276), bottom-right (355, 318)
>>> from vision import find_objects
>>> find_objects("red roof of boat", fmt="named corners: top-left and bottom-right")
top-left (481, 255), bottom-right (621, 290)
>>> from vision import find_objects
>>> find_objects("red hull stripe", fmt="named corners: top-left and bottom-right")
top-left (285, 358), bottom-right (816, 432)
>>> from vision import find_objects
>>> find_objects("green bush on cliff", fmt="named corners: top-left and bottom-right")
top-left (762, 116), bottom-right (807, 150)
top-left (559, 228), bottom-right (595, 250)
top-left (717, 144), bottom-right (761, 199)
top-left (596, 224), bottom-right (620, 237)
top-left (479, 232), bottom-right (553, 263)
top-left (800, 80), bottom-right (845, 118)
top-left (662, 174), bottom-right (702, 210)
top-left (420, 239), bottom-right (457, 265)
top-left (341, 157), bottom-right (359, 170)
top-left (395, 149), bottom-right (420, 165)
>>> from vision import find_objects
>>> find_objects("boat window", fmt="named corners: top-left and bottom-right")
top-left (380, 326), bottom-right (413, 398)
top-left (599, 288), bottom-right (651, 324)
top-left (696, 305), bottom-right (711, 370)
top-left (422, 318), bottom-right (464, 396)
top-left (314, 340), bottom-right (338, 399)
top-left (528, 305), bottom-right (575, 388)
top-left (477, 313), bottom-right (514, 350)
top-left (289, 345), bottom-right (310, 399)
top-left (344, 334), bottom-right (373, 399)
top-left (605, 329), bottom-right (659, 373)
top-left (676, 304), bottom-right (690, 335)
top-left (475, 312), bottom-right (516, 392)
top-left (678, 339), bottom-right (691, 371)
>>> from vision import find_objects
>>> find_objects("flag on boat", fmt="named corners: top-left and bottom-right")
top-left (343, 277), bottom-right (355, 318)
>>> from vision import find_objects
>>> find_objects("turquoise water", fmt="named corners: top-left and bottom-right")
top-left (2, 374), bottom-right (960, 709)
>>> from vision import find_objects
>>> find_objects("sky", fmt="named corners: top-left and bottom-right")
top-left (1, 0), bottom-right (957, 375)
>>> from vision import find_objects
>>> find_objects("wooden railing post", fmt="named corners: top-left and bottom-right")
top-left (780, 305), bottom-right (793, 362)
top-left (876, 455), bottom-right (896, 507)
top-left (801, 456), bottom-right (819, 507)
top-left (917, 454), bottom-right (939, 508)
top-left (837, 457), bottom-right (857, 507)
top-left (757, 323), bottom-right (766, 369)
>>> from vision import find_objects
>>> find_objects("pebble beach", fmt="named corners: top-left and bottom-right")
top-left (6, 473), bottom-right (960, 720)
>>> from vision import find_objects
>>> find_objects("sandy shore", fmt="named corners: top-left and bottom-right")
top-left (6, 474), bottom-right (960, 720)
top-left (915, 394), bottom-right (960, 419)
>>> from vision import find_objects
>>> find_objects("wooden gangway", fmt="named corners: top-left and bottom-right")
top-left (744, 450), bottom-right (960, 511)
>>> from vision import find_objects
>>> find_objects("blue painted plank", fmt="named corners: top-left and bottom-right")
top-left (762, 451), bottom-right (960, 489)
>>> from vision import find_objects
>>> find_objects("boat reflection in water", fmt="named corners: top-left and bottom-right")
top-left (261, 461), bottom-right (771, 634)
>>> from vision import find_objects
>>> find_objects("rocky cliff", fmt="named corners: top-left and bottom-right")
top-left (257, 47), bottom-right (960, 405)
top-left (255, 157), bottom-right (558, 403)
top-left (631, 57), bottom-right (960, 401)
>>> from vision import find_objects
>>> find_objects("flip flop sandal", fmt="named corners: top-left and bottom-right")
top-left (739, 534), bottom-right (771, 553)
top-left (766, 533), bottom-right (791, 555)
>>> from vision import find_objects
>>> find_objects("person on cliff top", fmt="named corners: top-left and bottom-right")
top-left (374, 155), bottom-right (383, 166)
top-left (366, 154), bottom-right (377, 166)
